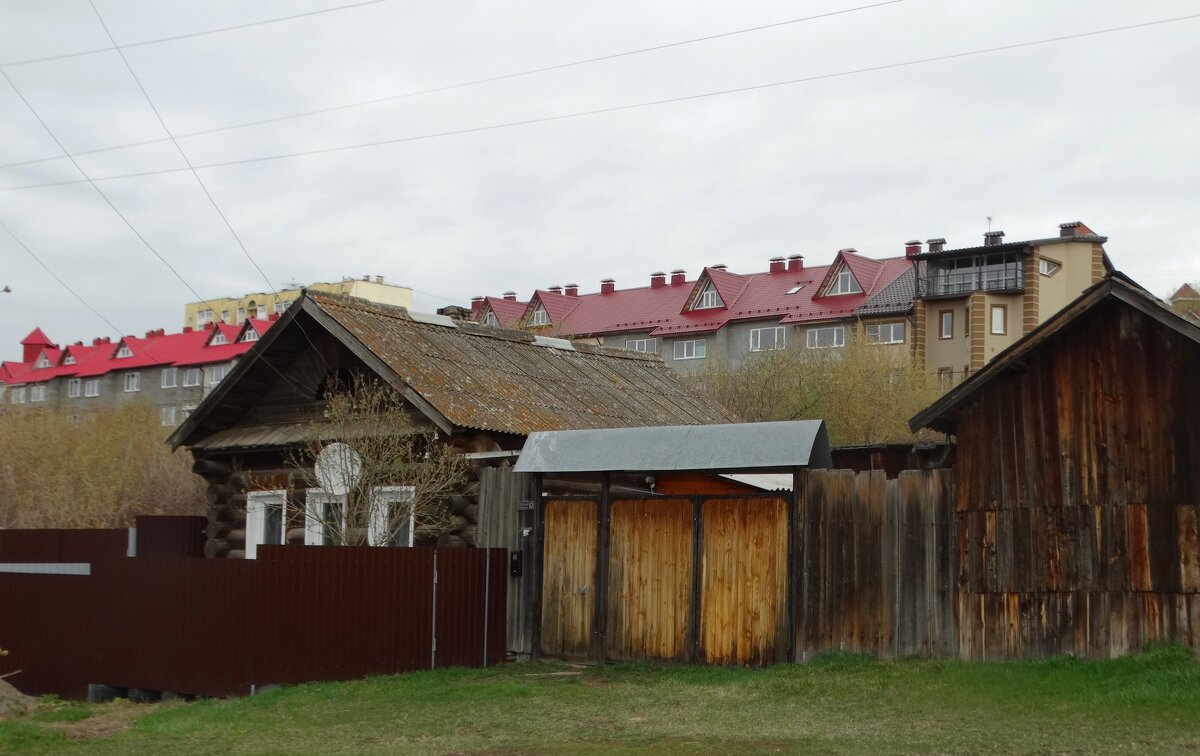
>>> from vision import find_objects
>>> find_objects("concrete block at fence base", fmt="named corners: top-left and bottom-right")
top-left (127, 688), bottom-right (162, 703)
top-left (87, 684), bottom-right (124, 704)
top-left (160, 691), bottom-right (191, 702)
top-left (251, 684), bottom-right (284, 696)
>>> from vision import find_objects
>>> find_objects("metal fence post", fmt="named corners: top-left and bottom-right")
top-left (483, 550), bottom-right (491, 667)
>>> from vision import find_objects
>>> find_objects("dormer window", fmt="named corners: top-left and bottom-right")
top-left (35, 354), bottom-right (51, 369)
top-left (242, 329), bottom-right (259, 342)
top-left (530, 305), bottom-right (550, 327)
top-left (117, 344), bottom-right (133, 358)
top-left (483, 312), bottom-right (499, 327)
top-left (211, 332), bottom-right (228, 346)
top-left (826, 268), bottom-right (862, 296)
top-left (694, 282), bottom-right (724, 310)
top-left (63, 354), bottom-right (76, 365)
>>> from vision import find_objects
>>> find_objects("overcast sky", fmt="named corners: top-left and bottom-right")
top-left (1, 0), bottom-right (1198, 353)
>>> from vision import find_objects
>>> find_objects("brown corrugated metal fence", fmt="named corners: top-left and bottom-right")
top-left (0, 528), bottom-right (128, 562)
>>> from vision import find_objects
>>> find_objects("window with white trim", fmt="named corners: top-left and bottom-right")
top-left (30, 384), bottom-right (46, 402)
top-left (242, 328), bottom-right (259, 342)
top-left (826, 268), bottom-right (862, 296)
top-left (236, 307), bottom-right (246, 323)
top-left (694, 282), bottom-right (724, 310)
top-left (221, 310), bottom-right (230, 323)
top-left (181, 404), bottom-right (197, 419)
top-left (673, 339), bottom-right (706, 360)
top-left (368, 486), bottom-right (417, 547)
top-left (806, 326), bottom-right (845, 349)
top-left (246, 489), bottom-right (287, 559)
top-left (865, 322), bottom-right (906, 345)
top-left (116, 344), bottom-right (132, 358)
top-left (625, 338), bottom-right (658, 353)
top-left (1038, 258), bottom-right (1061, 277)
top-left (990, 305), bottom-right (1007, 335)
top-left (63, 354), bottom-right (76, 365)
top-left (529, 305), bottom-right (550, 327)
top-left (939, 310), bottom-right (954, 340)
top-left (305, 489), bottom-right (346, 546)
top-left (35, 354), bottom-right (51, 369)
top-left (67, 378), bottom-right (81, 398)
top-left (785, 284), bottom-right (805, 295)
top-left (84, 379), bottom-right (100, 397)
top-left (274, 301), bottom-right (287, 314)
top-left (197, 309), bottom-right (212, 325)
top-left (750, 326), bottom-right (786, 351)
top-left (161, 367), bottom-right (177, 388)
top-left (124, 372), bottom-right (140, 392)
top-left (207, 364), bottom-right (228, 385)
top-left (211, 331), bottom-right (228, 346)
top-left (11, 387), bottom-right (26, 404)
top-left (483, 311), bottom-right (498, 327)
top-left (256, 305), bottom-right (266, 319)
top-left (183, 367), bottom-right (202, 387)
top-left (160, 405), bottom-right (177, 426)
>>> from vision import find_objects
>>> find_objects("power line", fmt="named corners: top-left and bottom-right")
top-left (0, 0), bottom-right (905, 171)
top-left (0, 0), bottom-right (390, 68)
top-left (2, 12), bottom-right (1196, 194)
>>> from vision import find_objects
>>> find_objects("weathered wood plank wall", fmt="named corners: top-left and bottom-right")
top-left (477, 466), bottom-right (535, 657)
top-left (953, 302), bottom-right (1200, 659)
top-left (540, 499), bottom-right (597, 658)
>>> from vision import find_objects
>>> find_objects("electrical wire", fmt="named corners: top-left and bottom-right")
top-left (1, 12), bottom-right (1196, 194)
top-left (0, 0), bottom-right (391, 68)
top-left (0, 0), bottom-right (905, 171)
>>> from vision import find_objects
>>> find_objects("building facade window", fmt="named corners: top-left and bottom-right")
top-left (529, 305), bottom-right (550, 327)
top-left (256, 305), bottom-right (267, 319)
top-left (806, 326), bottom-right (845, 349)
top-left (750, 326), bottom-right (786, 351)
top-left (116, 344), bottom-right (132, 358)
top-left (221, 310), bottom-right (230, 323)
top-left (197, 309), bottom-right (213, 324)
top-left (67, 378), bottom-right (82, 398)
top-left (11, 386), bottom-right (26, 404)
top-left (274, 302), bottom-right (287, 314)
top-left (938, 367), bottom-right (954, 386)
top-left (483, 312), bottom-right (498, 327)
top-left (625, 338), bottom-right (658, 353)
top-left (1038, 258), bottom-right (1061, 277)
top-left (695, 282), bottom-right (724, 310)
top-left (865, 322), bottom-right (906, 345)
top-left (673, 339), bottom-right (706, 360)
top-left (35, 354), bottom-right (51, 369)
top-left (939, 310), bottom-right (954, 339)
top-left (211, 331), bottom-right (228, 346)
top-left (237, 307), bottom-right (246, 323)
top-left (161, 367), bottom-right (178, 388)
top-left (207, 364), bottom-right (228, 385)
top-left (990, 304), bottom-right (1008, 335)
top-left (826, 268), bottom-right (862, 296)
top-left (84, 379), bottom-right (100, 397)
top-left (124, 372), bottom-right (141, 392)
top-left (184, 367), bottom-right (202, 387)
top-left (160, 405), bottom-right (177, 426)
top-left (30, 384), bottom-right (46, 402)
top-left (242, 329), bottom-right (259, 342)
top-left (63, 354), bottom-right (76, 365)
top-left (181, 404), bottom-right (197, 419)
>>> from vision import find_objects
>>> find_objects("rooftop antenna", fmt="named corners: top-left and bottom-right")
top-left (987, 216), bottom-right (993, 232)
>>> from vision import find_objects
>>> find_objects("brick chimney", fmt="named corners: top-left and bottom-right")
top-left (984, 230), bottom-right (1005, 246)
top-left (787, 255), bottom-right (804, 272)
top-left (1059, 221), bottom-right (1095, 237)
top-left (905, 240), bottom-right (922, 258)
top-left (650, 272), bottom-right (666, 289)
top-left (470, 296), bottom-right (485, 317)
top-left (565, 283), bottom-right (579, 297)
top-left (502, 291), bottom-right (518, 301)
top-left (670, 269), bottom-right (686, 286)
top-left (548, 285), bottom-right (563, 295)
top-left (600, 278), bottom-right (616, 295)
top-left (183, 327), bottom-right (193, 334)
top-left (927, 237), bottom-right (946, 254)
top-left (711, 264), bottom-right (727, 271)
top-left (769, 256), bottom-right (786, 274)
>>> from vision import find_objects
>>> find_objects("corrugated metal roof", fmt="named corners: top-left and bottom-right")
top-left (306, 293), bottom-right (737, 436)
top-left (513, 420), bottom-right (830, 473)
top-left (855, 267), bottom-right (916, 317)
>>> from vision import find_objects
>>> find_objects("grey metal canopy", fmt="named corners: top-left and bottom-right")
top-left (513, 420), bottom-right (831, 474)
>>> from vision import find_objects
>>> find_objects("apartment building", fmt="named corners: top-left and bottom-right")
top-left (0, 318), bottom-right (275, 425)
top-left (182, 276), bottom-right (413, 330)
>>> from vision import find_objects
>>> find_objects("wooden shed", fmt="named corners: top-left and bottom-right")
top-left (510, 421), bottom-right (831, 666)
top-left (910, 273), bottom-right (1200, 658)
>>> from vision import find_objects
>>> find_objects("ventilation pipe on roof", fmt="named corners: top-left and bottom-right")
top-left (839, 248), bottom-right (858, 255)
top-left (927, 238), bottom-right (946, 254)
top-left (711, 264), bottom-right (727, 271)
top-left (905, 240), bottom-right (922, 258)
top-left (502, 291), bottom-right (518, 301)
top-left (670, 269), bottom-right (686, 286)
top-left (600, 278), bottom-right (616, 295)
top-left (565, 284), bottom-right (579, 297)
top-left (787, 255), bottom-right (804, 272)
top-left (650, 272), bottom-right (666, 289)
top-left (470, 296), bottom-right (485, 317)
top-left (983, 230), bottom-right (1005, 246)
top-left (548, 285), bottom-right (563, 296)
top-left (769, 256), bottom-right (786, 274)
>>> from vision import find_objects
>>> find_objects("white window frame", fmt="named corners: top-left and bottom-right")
top-left (124, 372), bottom-right (141, 392)
top-left (63, 354), bottom-right (76, 365)
top-left (865, 322), bottom-right (906, 345)
top-left (116, 344), bottom-right (132, 358)
top-left (211, 331), bottom-right (228, 346)
top-left (181, 404), bottom-right (197, 419)
top-left (183, 367), bottom-right (202, 387)
top-left (197, 309), bottom-right (212, 325)
top-left (242, 329), bottom-right (259, 343)
top-left (30, 384), bottom-right (46, 402)
top-left (695, 282), bottom-right (723, 310)
top-left (826, 268), bottom-right (862, 296)
top-left (84, 379), bottom-right (100, 398)
top-left (482, 311), bottom-right (498, 327)
top-left (256, 305), bottom-right (267, 319)
top-left (274, 302), bottom-right (287, 314)
top-left (246, 489), bottom-right (287, 559)
top-left (368, 486), bottom-right (416, 547)
top-left (939, 310), bottom-right (954, 340)
top-left (67, 378), bottom-right (82, 398)
top-left (160, 405), bottom-right (177, 426)
top-left (11, 386), bottom-right (26, 404)
top-left (221, 310), bottom-right (230, 323)
top-left (161, 367), bottom-right (178, 388)
top-left (1038, 258), bottom-right (1061, 277)
top-left (806, 326), bottom-right (846, 349)
top-left (990, 305), bottom-right (1007, 335)
top-left (529, 305), bottom-right (550, 327)
top-left (35, 354), bottom-right (51, 369)
top-left (750, 326), bottom-right (786, 352)
top-left (625, 338), bottom-right (658, 353)
top-left (207, 364), bottom-right (228, 385)
top-left (673, 339), bottom-right (706, 360)
top-left (305, 489), bottom-right (347, 546)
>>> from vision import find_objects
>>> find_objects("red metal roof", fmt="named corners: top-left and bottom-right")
top-left (480, 296), bottom-right (529, 328)
top-left (490, 252), bottom-right (913, 338)
top-left (20, 327), bottom-right (54, 347)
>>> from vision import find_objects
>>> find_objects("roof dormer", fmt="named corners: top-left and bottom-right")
top-left (529, 302), bottom-right (550, 327)
top-left (818, 258), bottom-right (864, 297)
top-left (692, 281), bottom-right (725, 310)
top-left (116, 342), bottom-right (133, 358)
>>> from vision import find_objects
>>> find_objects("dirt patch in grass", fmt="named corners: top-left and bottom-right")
top-left (44, 700), bottom-right (175, 740)
top-left (0, 679), bottom-right (36, 718)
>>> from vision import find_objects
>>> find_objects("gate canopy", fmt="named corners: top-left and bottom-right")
top-left (513, 420), bottom-right (830, 474)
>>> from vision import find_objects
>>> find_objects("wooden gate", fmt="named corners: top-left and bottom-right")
top-left (539, 498), bottom-right (597, 658)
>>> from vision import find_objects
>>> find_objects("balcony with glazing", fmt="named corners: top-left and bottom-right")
top-left (917, 252), bottom-right (1026, 299)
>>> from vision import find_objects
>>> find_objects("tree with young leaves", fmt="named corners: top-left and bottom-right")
top-left (289, 375), bottom-right (469, 546)
top-left (697, 328), bottom-right (944, 446)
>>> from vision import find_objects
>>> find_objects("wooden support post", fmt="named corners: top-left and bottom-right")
top-left (689, 495), bottom-right (704, 664)
top-left (592, 473), bottom-right (612, 662)
top-left (529, 473), bottom-right (545, 659)
top-left (788, 467), bottom-right (801, 663)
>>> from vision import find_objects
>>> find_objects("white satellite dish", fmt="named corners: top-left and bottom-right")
top-left (313, 442), bottom-right (362, 496)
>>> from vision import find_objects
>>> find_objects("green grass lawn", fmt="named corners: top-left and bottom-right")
top-left (3, 647), bottom-right (1200, 754)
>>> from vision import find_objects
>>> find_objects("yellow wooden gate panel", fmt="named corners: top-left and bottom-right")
top-left (540, 499), bottom-right (596, 658)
